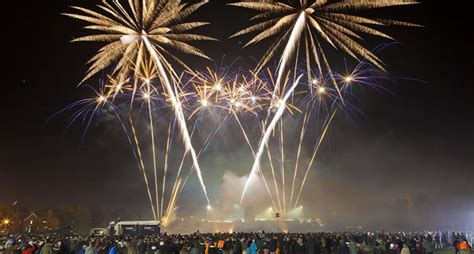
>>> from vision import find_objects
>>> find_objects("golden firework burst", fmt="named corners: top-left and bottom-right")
top-left (230, 0), bottom-right (421, 75)
top-left (65, 0), bottom-right (216, 86)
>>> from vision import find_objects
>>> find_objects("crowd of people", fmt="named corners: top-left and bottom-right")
top-left (1, 231), bottom-right (472, 254)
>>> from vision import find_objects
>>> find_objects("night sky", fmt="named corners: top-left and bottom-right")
top-left (2, 0), bottom-right (473, 228)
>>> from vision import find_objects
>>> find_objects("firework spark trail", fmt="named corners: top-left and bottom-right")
top-left (161, 121), bottom-right (172, 220)
top-left (179, 113), bottom-right (232, 197)
top-left (240, 75), bottom-right (302, 205)
top-left (173, 149), bottom-right (189, 205)
top-left (164, 120), bottom-right (200, 220)
top-left (260, 166), bottom-right (279, 211)
top-left (77, 98), bottom-right (106, 143)
top-left (143, 36), bottom-right (210, 205)
top-left (293, 108), bottom-right (338, 209)
top-left (162, 120), bottom-right (201, 225)
top-left (265, 142), bottom-right (282, 213)
top-left (51, 98), bottom-right (100, 137)
top-left (292, 39), bottom-right (301, 86)
top-left (130, 117), bottom-right (157, 220)
top-left (169, 113), bottom-right (231, 215)
top-left (236, 115), bottom-right (279, 210)
top-left (233, 113), bottom-right (255, 155)
top-left (109, 104), bottom-right (170, 221)
top-left (145, 93), bottom-right (161, 219)
top-left (238, 13), bottom-right (306, 204)
top-left (236, 114), bottom-right (277, 209)
top-left (171, 118), bottom-right (206, 205)
top-left (245, 10), bottom-right (305, 209)
top-left (319, 39), bottom-right (344, 101)
top-left (239, 12), bottom-right (305, 209)
top-left (163, 178), bottom-right (182, 228)
top-left (279, 120), bottom-right (286, 214)
top-left (289, 109), bottom-right (309, 208)
top-left (272, 12), bottom-right (306, 98)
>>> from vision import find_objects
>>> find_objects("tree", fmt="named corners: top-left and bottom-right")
top-left (55, 206), bottom-right (76, 228)
top-left (45, 210), bottom-right (60, 230)
top-left (74, 206), bottom-right (92, 233)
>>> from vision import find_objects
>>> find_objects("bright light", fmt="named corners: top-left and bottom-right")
top-left (206, 205), bottom-right (211, 210)
top-left (344, 75), bottom-right (354, 83)
top-left (214, 83), bottom-right (222, 91)
top-left (230, 99), bottom-right (235, 104)
top-left (250, 96), bottom-right (256, 103)
top-left (97, 95), bottom-right (106, 103)
top-left (120, 35), bottom-right (138, 44)
top-left (317, 87), bottom-right (326, 94)
top-left (312, 79), bottom-right (318, 85)
top-left (2, 219), bottom-right (10, 225)
top-left (275, 99), bottom-right (283, 108)
top-left (234, 102), bottom-right (241, 107)
top-left (268, 207), bottom-right (273, 211)
top-left (201, 99), bottom-right (208, 107)
top-left (142, 93), bottom-right (150, 100)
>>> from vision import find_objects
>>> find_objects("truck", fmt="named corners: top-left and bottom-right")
top-left (110, 221), bottom-right (160, 236)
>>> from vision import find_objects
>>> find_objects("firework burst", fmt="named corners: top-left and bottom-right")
top-left (65, 0), bottom-right (216, 90)
top-left (229, 0), bottom-right (420, 94)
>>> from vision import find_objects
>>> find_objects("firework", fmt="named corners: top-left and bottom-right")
top-left (66, 0), bottom-right (215, 218)
top-left (229, 0), bottom-right (420, 94)
top-left (143, 35), bottom-right (211, 207)
top-left (240, 75), bottom-right (302, 205)
top-left (231, 0), bottom-right (420, 214)
top-left (61, 0), bottom-right (421, 227)
top-left (65, 0), bottom-right (216, 88)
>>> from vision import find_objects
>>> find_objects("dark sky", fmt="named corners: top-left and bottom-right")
top-left (1, 0), bottom-right (473, 228)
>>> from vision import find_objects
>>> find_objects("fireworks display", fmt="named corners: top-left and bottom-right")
top-left (63, 0), bottom-right (420, 229)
